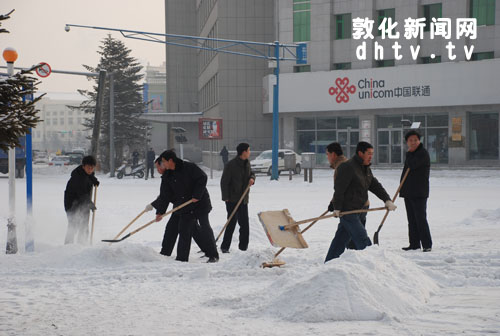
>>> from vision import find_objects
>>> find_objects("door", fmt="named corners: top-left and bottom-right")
top-left (378, 129), bottom-right (402, 164)
top-left (338, 130), bottom-right (359, 158)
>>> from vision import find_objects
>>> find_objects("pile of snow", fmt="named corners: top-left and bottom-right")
top-left (207, 248), bottom-right (438, 322)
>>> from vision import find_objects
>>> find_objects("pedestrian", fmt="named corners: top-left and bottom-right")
top-left (146, 147), bottom-right (156, 178)
top-left (400, 130), bottom-right (433, 252)
top-left (145, 157), bottom-right (206, 257)
top-left (64, 155), bottom-right (99, 244)
top-left (132, 150), bottom-right (139, 166)
top-left (325, 142), bottom-right (397, 262)
top-left (220, 145), bottom-right (229, 167)
top-left (326, 142), bottom-right (369, 250)
top-left (157, 150), bottom-right (219, 262)
top-left (220, 143), bottom-right (256, 253)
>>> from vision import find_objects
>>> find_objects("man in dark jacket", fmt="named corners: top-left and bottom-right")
top-left (220, 146), bottom-right (229, 166)
top-left (220, 143), bottom-right (256, 253)
top-left (325, 142), bottom-right (396, 262)
top-left (146, 147), bottom-right (156, 178)
top-left (155, 150), bottom-right (219, 262)
top-left (64, 155), bottom-right (99, 244)
top-left (400, 130), bottom-right (432, 252)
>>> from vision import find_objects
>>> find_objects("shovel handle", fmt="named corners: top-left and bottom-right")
top-left (216, 184), bottom-right (251, 243)
top-left (110, 209), bottom-right (147, 242)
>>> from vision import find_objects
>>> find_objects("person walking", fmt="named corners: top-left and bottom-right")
top-left (325, 142), bottom-right (396, 262)
top-left (220, 143), bottom-right (255, 253)
top-left (400, 130), bottom-right (433, 252)
top-left (146, 147), bottom-right (156, 178)
top-left (157, 150), bottom-right (219, 262)
top-left (220, 145), bottom-right (229, 167)
top-left (64, 155), bottom-right (99, 244)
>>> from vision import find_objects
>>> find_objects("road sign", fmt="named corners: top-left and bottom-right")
top-left (35, 62), bottom-right (51, 78)
top-left (296, 43), bottom-right (307, 65)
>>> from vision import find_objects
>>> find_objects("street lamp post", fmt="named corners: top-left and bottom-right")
top-left (3, 47), bottom-right (19, 254)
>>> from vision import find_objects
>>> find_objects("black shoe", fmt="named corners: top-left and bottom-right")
top-left (402, 246), bottom-right (420, 251)
top-left (423, 247), bottom-right (432, 252)
top-left (159, 251), bottom-right (170, 256)
top-left (221, 248), bottom-right (229, 253)
top-left (207, 256), bottom-right (219, 263)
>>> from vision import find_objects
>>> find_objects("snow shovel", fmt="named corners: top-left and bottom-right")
top-left (373, 168), bottom-right (410, 245)
top-left (215, 184), bottom-right (251, 243)
top-left (261, 209), bottom-right (329, 268)
top-left (109, 209), bottom-right (147, 245)
top-left (90, 185), bottom-right (98, 245)
top-left (102, 199), bottom-right (194, 243)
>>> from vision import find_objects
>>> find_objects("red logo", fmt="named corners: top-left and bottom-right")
top-left (328, 77), bottom-right (356, 103)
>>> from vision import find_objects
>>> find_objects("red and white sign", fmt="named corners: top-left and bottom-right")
top-left (35, 62), bottom-right (51, 78)
top-left (199, 118), bottom-right (223, 140)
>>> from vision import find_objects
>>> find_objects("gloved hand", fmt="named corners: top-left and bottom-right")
top-left (145, 203), bottom-right (154, 212)
top-left (93, 180), bottom-right (100, 187)
top-left (89, 202), bottom-right (97, 211)
top-left (385, 200), bottom-right (397, 211)
top-left (332, 210), bottom-right (341, 218)
top-left (328, 202), bottom-right (334, 212)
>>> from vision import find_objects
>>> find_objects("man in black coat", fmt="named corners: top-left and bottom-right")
top-left (155, 150), bottom-right (219, 262)
top-left (325, 142), bottom-right (396, 262)
top-left (220, 146), bottom-right (229, 166)
top-left (64, 155), bottom-right (99, 244)
top-left (220, 143), bottom-right (256, 253)
top-left (146, 147), bottom-right (156, 178)
top-left (400, 130), bottom-right (433, 252)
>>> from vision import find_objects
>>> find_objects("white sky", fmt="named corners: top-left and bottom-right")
top-left (1, 0), bottom-right (166, 93)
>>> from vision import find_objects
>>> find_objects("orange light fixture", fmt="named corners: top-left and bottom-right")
top-left (3, 47), bottom-right (18, 63)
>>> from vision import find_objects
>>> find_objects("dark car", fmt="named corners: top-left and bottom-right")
top-left (66, 152), bottom-right (84, 165)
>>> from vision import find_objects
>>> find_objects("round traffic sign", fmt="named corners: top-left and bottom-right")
top-left (35, 62), bottom-right (52, 78)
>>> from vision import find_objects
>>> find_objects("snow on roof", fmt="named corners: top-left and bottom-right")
top-left (36, 92), bottom-right (86, 101)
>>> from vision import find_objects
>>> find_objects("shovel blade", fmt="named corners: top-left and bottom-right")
top-left (373, 231), bottom-right (379, 245)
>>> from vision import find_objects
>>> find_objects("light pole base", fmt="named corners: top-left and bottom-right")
top-left (6, 219), bottom-right (18, 254)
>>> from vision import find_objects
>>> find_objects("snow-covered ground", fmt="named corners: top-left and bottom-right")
top-left (1, 166), bottom-right (499, 335)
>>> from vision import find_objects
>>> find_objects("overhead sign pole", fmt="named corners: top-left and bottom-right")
top-left (65, 24), bottom-right (307, 180)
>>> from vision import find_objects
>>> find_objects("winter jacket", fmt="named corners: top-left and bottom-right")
top-left (329, 154), bottom-right (348, 204)
top-left (147, 150), bottom-right (156, 164)
top-left (399, 143), bottom-right (430, 199)
top-left (333, 155), bottom-right (390, 211)
top-left (220, 147), bottom-right (229, 163)
top-left (220, 156), bottom-right (256, 204)
top-left (154, 158), bottom-right (212, 216)
top-left (64, 165), bottom-right (99, 213)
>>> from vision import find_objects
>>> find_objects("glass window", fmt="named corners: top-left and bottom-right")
top-left (297, 131), bottom-right (315, 154)
top-left (471, 52), bottom-right (494, 61)
top-left (333, 62), bottom-right (351, 70)
top-left (336, 13), bottom-right (351, 39)
top-left (469, 112), bottom-right (499, 160)
top-left (427, 128), bottom-right (449, 163)
top-left (427, 114), bottom-right (448, 127)
top-left (293, 65), bottom-right (311, 73)
top-left (423, 3), bottom-right (442, 32)
top-left (293, 0), bottom-right (311, 42)
top-left (376, 59), bottom-right (395, 67)
top-left (470, 0), bottom-right (495, 26)
top-left (53, 118), bottom-right (58, 125)
top-left (296, 118), bottom-right (315, 130)
top-left (338, 117), bottom-right (359, 129)
top-left (377, 8), bottom-right (396, 36)
top-left (317, 118), bottom-right (336, 129)
top-left (60, 118), bottom-right (64, 124)
top-left (377, 116), bottom-right (402, 128)
top-left (421, 56), bottom-right (441, 64)
top-left (45, 119), bottom-right (50, 126)
top-left (68, 118), bottom-right (73, 125)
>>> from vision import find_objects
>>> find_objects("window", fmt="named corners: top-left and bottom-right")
top-left (469, 112), bottom-right (499, 160)
top-left (336, 13), bottom-right (351, 39)
top-left (376, 59), bottom-right (395, 67)
top-left (377, 8), bottom-right (395, 36)
top-left (293, 65), bottom-right (311, 73)
top-left (423, 3), bottom-right (442, 32)
top-left (471, 51), bottom-right (494, 61)
top-left (470, 0), bottom-right (495, 26)
top-left (53, 118), bottom-right (58, 125)
top-left (333, 62), bottom-right (351, 70)
top-left (421, 56), bottom-right (441, 63)
top-left (60, 118), bottom-right (64, 125)
top-left (68, 118), bottom-right (73, 125)
top-left (293, 0), bottom-right (311, 42)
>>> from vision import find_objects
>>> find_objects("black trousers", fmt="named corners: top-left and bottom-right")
top-left (221, 202), bottom-right (249, 251)
top-left (146, 163), bottom-right (154, 178)
top-left (175, 212), bottom-right (219, 261)
top-left (404, 197), bottom-right (432, 249)
top-left (160, 214), bottom-right (207, 257)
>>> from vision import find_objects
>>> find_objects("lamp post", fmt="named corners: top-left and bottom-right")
top-left (3, 47), bottom-right (19, 254)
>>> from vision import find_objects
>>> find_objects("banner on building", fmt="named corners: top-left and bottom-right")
top-left (199, 118), bottom-right (223, 140)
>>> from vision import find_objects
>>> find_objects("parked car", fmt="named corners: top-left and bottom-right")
top-left (33, 154), bottom-right (49, 164)
top-left (66, 152), bottom-right (84, 165)
top-left (250, 149), bottom-right (302, 175)
top-left (49, 156), bottom-right (70, 166)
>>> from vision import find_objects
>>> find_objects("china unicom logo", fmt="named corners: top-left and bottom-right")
top-left (328, 77), bottom-right (356, 103)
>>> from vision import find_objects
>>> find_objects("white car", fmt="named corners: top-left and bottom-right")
top-left (251, 149), bottom-right (302, 175)
top-left (49, 156), bottom-right (70, 166)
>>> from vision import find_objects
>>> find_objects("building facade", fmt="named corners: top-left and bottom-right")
top-left (32, 93), bottom-right (90, 154)
top-left (270, 0), bottom-right (500, 167)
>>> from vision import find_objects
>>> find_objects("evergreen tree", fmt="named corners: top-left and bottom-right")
top-left (75, 35), bottom-right (148, 172)
top-left (0, 10), bottom-right (42, 152)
